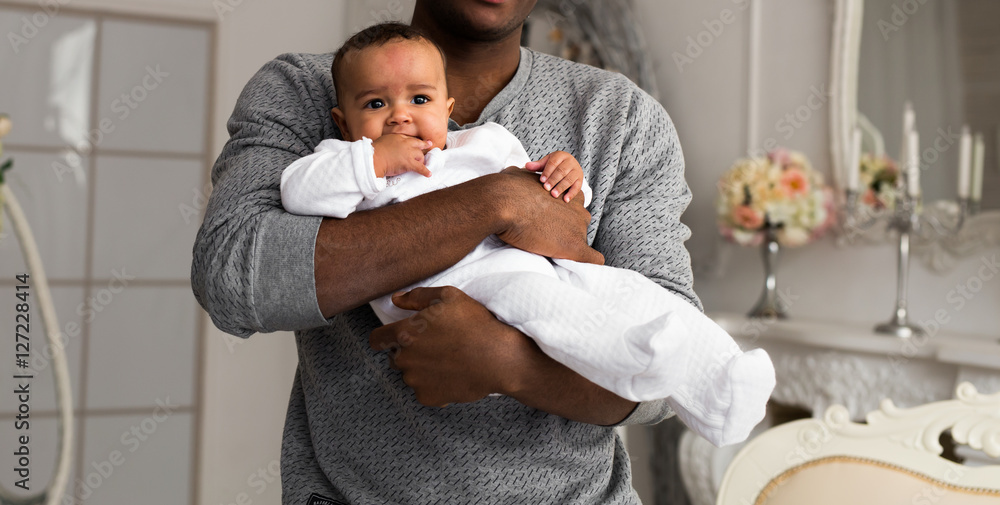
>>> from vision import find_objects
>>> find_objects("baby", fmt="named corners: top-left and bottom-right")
top-left (280, 22), bottom-right (775, 447)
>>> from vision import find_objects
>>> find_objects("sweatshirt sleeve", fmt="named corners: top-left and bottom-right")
top-left (594, 87), bottom-right (701, 311)
top-left (191, 53), bottom-right (339, 337)
top-left (280, 137), bottom-right (385, 218)
top-left (593, 85), bottom-right (700, 427)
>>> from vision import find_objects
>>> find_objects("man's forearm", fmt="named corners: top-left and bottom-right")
top-left (315, 167), bottom-right (604, 317)
top-left (315, 174), bottom-right (507, 317)
top-left (502, 332), bottom-right (637, 426)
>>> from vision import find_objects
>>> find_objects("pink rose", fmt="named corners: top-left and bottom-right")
top-left (779, 169), bottom-right (810, 198)
top-left (732, 205), bottom-right (764, 230)
top-left (768, 148), bottom-right (791, 168)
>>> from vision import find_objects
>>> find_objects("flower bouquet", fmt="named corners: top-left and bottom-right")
top-left (716, 149), bottom-right (835, 318)
top-left (857, 153), bottom-right (899, 211)
top-left (717, 149), bottom-right (836, 247)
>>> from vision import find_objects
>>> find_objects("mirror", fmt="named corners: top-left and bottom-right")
top-left (857, 0), bottom-right (998, 210)
top-left (832, 0), bottom-right (999, 210)
top-left (831, 0), bottom-right (1000, 268)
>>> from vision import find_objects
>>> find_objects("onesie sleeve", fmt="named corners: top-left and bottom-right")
top-left (191, 53), bottom-right (337, 337)
top-left (281, 137), bottom-right (385, 218)
top-left (497, 123), bottom-right (532, 169)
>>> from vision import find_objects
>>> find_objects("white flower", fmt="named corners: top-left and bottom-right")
top-left (777, 226), bottom-right (811, 247)
top-left (0, 115), bottom-right (11, 138)
top-left (763, 200), bottom-right (796, 226)
top-left (732, 229), bottom-right (760, 246)
top-left (799, 192), bottom-right (827, 228)
top-left (806, 204), bottom-right (827, 229)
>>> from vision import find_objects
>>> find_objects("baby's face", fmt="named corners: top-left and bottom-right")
top-left (332, 39), bottom-right (454, 150)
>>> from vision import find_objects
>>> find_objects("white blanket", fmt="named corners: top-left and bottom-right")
top-left (281, 122), bottom-right (775, 446)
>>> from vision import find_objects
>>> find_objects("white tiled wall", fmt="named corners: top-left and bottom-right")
top-left (1, 6), bottom-right (210, 504)
top-left (86, 287), bottom-right (198, 410)
top-left (92, 155), bottom-right (204, 280)
top-left (0, 12), bottom-right (95, 149)
top-left (0, 150), bottom-right (89, 279)
top-left (0, 287), bottom-right (86, 413)
top-left (96, 20), bottom-right (209, 154)
top-left (79, 412), bottom-right (194, 504)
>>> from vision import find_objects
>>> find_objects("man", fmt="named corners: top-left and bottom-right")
top-left (192, 1), bottom-right (699, 503)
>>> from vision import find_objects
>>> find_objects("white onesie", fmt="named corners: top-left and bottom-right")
top-left (280, 122), bottom-right (775, 447)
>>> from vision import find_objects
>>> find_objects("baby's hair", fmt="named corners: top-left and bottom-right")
top-left (331, 22), bottom-right (446, 104)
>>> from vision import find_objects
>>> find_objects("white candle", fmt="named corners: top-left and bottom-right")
top-left (971, 133), bottom-right (985, 202)
top-left (908, 130), bottom-right (921, 197)
top-left (848, 128), bottom-right (862, 191)
top-left (957, 126), bottom-right (972, 199)
top-left (902, 101), bottom-right (915, 162)
top-left (898, 127), bottom-right (909, 179)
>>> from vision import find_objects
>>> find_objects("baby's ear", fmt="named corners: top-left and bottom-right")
top-left (330, 107), bottom-right (350, 140)
top-left (446, 97), bottom-right (456, 117)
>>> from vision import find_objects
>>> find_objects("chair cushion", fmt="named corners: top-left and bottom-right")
top-left (758, 456), bottom-right (1000, 505)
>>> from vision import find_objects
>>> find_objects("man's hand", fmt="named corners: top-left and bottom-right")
top-left (369, 285), bottom-right (637, 424)
top-left (369, 286), bottom-right (530, 407)
top-left (372, 134), bottom-right (434, 178)
top-left (493, 167), bottom-right (605, 266)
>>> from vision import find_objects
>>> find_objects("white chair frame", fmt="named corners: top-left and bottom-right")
top-left (717, 382), bottom-right (1000, 505)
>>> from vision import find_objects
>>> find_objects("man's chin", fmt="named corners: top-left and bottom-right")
top-left (421, 1), bottom-right (532, 43)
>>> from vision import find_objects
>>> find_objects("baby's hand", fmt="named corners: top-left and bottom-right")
top-left (372, 134), bottom-right (434, 178)
top-left (523, 151), bottom-right (584, 203)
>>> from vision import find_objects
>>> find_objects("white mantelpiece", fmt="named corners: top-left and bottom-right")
top-left (716, 312), bottom-right (1000, 417)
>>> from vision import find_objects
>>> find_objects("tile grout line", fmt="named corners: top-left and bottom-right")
top-left (0, 278), bottom-right (192, 287)
top-left (0, 405), bottom-right (197, 421)
top-left (2, 143), bottom-right (204, 160)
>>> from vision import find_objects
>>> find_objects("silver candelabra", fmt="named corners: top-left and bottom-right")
top-left (842, 172), bottom-right (973, 339)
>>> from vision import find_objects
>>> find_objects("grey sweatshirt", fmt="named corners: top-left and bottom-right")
top-left (192, 47), bottom-right (700, 504)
